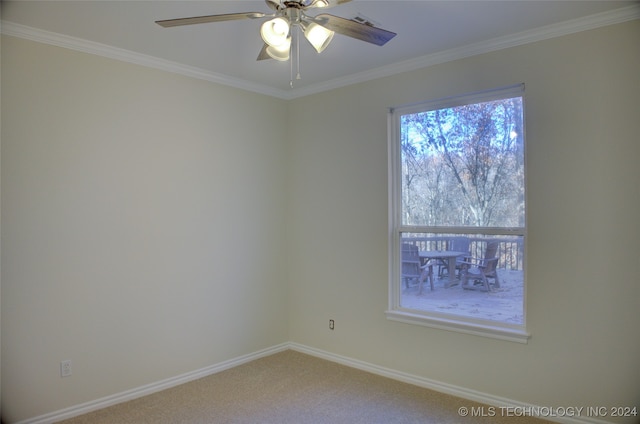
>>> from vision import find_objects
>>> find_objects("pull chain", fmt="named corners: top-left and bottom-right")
top-left (296, 27), bottom-right (301, 80)
top-left (289, 26), bottom-right (302, 88)
top-left (290, 46), bottom-right (293, 87)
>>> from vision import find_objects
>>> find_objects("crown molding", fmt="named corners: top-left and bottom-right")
top-left (289, 4), bottom-right (640, 99)
top-left (2, 4), bottom-right (639, 100)
top-left (0, 20), bottom-right (291, 99)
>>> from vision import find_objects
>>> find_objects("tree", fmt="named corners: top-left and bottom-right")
top-left (401, 97), bottom-right (524, 228)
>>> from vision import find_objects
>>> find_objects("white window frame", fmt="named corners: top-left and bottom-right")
top-left (386, 84), bottom-right (530, 343)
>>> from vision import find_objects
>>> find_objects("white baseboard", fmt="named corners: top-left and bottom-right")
top-left (18, 341), bottom-right (611, 424)
top-left (288, 343), bottom-right (612, 424)
top-left (16, 343), bottom-right (289, 424)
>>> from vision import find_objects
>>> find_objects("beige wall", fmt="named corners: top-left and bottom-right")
top-left (1, 36), bottom-right (289, 422)
top-left (287, 19), bottom-right (640, 420)
top-left (2, 18), bottom-right (639, 424)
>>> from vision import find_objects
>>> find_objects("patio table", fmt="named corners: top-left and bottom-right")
top-left (419, 251), bottom-right (467, 289)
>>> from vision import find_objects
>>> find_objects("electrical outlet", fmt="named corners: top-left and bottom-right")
top-left (329, 319), bottom-right (335, 330)
top-left (60, 360), bottom-right (72, 377)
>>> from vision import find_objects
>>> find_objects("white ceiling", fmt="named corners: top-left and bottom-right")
top-left (2, 1), bottom-right (639, 99)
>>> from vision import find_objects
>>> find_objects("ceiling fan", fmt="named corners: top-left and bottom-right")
top-left (155, 0), bottom-right (397, 63)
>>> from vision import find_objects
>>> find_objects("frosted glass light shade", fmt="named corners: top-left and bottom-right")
top-left (261, 18), bottom-right (290, 47)
top-left (266, 39), bottom-right (291, 61)
top-left (304, 22), bottom-right (334, 53)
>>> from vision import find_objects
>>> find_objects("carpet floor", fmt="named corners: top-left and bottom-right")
top-left (56, 350), bottom-right (550, 424)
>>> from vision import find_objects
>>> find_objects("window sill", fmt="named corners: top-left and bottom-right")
top-left (385, 309), bottom-right (530, 343)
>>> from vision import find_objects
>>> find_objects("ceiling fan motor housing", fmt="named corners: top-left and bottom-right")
top-left (283, 1), bottom-right (305, 10)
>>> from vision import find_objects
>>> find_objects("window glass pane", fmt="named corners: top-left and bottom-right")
top-left (390, 86), bottom-right (527, 337)
top-left (399, 233), bottom-right (524, 325)
top-left (400, 97), bottom-right (524, 227)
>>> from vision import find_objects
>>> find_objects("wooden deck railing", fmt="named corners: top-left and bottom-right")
top-left (401, 236), bottom-right (524, 271)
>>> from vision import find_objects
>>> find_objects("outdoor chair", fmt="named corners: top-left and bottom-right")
top-left (401, 243), bottom-right (434, 293)
top-left (460, 241), bottom-right (501, 291)
top-left (439, 236), bottom-right (471, 278)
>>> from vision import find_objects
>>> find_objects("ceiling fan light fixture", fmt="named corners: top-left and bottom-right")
top-left (260, 17), bottom-right (290, 47)
top-left (266, 38), bottom-right (291, 61)
top-left (303, 22), bottom-right (334, 53)
top-left (156, 0), bottom-right (398, 81)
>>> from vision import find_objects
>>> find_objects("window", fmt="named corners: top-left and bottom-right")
top-left (387, 85), bottom-right (529, 342)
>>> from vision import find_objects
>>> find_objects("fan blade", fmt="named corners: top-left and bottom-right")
top-left (305, 0), bottom-right (352, 9)
top-left (257, 44), bottom-right (273, 61)
top-left (312, 13), bottom-right (396, 46)
top-left (265, 0), bottom-right (281, 11)
top-left (156, 12), bottom-right (266, 28)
